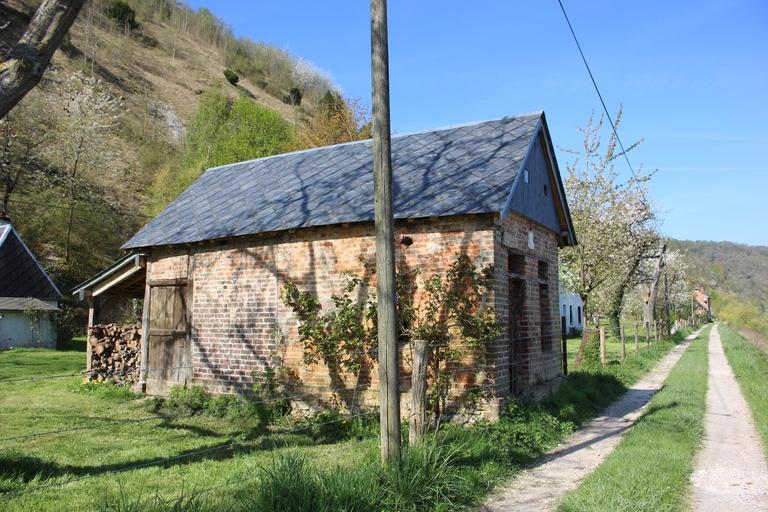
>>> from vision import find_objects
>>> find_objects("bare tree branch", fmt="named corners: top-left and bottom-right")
top-left (0, 0), bottom-right (85, 119)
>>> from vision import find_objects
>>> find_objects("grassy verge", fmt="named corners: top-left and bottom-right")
top-left (558, 325), bottom-right (710, 512)
top-left (0, 326), bottom-right (698, 511)
top-left (719, 323), bottom-right (768, 456)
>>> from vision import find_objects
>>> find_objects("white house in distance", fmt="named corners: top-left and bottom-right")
top-left (559, 288), bottom-right (583, 335)
top-left (0, 219), bottom-right (61, 349)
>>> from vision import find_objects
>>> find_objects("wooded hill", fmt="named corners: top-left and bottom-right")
top-left (1, 0), bottom-right (373, 339)
top-left (671, 239), bottom-right (768, 334)
top-left (1, 0), bottom-right (360, 284)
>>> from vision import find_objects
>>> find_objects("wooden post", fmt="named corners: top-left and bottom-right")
top-left (139, 280), bottom-right (151, 390)
top-left (645, 322), bottom-right (651, 346)
top-left (620, 324), bottom-right (626, 360)
top-left (86, 296), bottom-right (95, 372)
top-left (634, 321), bottom-right (640, 354)
top-left (371, 0), bottom-right (401, 465)
top-left (599, 328), bottom-right (606, 367)
top-left (654, 320), bottom-right (659, 343)
top-left (561, 316), bottom-right (568, 375)
top-left (409, 338), bottom-right (427, 446)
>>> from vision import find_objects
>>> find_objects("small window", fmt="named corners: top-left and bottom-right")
top-left (544, 184), bottom-right (548, 196)
top-left (508, 252), bottom-right (524, 275)
top-left (523, 169), bottom-right (529, 183)
top-left (538, 260), bottom-right (548, 280)
top-left (577, 306), bottom-right (582, 323)
top-left (569, 305), bottom-right (573, 324)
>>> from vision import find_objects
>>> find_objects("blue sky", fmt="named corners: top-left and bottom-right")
top-left (188, 0), bottom-right (768, 245)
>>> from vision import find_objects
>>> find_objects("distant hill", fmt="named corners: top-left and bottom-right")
top-left (671, 239), bottom-right (768, 334)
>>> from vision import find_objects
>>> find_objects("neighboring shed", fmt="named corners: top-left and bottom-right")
top-left (559, 289), bottom-right (583, 335)
top-left (0, 219), bottom-right (62, 349)
top-left (75, 112), bottom-right (577, 416)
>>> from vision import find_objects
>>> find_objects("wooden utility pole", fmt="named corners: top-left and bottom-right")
top-left (371, 0), bottom-right (401, 465)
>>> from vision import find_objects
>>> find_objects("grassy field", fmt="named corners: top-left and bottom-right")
top-left (0, 326), bottom-right (698, 511)
top-left (719, 323), bottom-right (768, 456)
top-left (564, 319), bottom-right (662, 371)
top-left (558, 325), bottom-right (710, 512)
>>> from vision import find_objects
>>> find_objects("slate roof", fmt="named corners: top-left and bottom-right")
top-left (123, 112), bottom-right (549, 249)
top-left (0, 297), bottom-right (58, 311)
top-left (0, 220), bottom-right (62, 300)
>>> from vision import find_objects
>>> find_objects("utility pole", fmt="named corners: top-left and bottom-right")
top-left (371, 0), bottom-right (401, 465)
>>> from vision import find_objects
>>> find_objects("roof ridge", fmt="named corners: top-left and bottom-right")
top-left (203, 111), bottom-right (544, 175)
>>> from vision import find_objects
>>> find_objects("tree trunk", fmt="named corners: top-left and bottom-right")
top-left (643, 241), bottom-right (667, 327)
top-left (0, 0), bottom-right (86, 119)
top-left (409, 338), bottom-right (428, 446)
top-left (607, 254), bottom-right (643, 338)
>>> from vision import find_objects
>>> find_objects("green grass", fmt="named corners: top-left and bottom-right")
top-left (719, 323), bottom-right (768, 457)
top-left (558, 325), bottom-right (710, 512)
top-left (0, 348), bottom-right (84, 381)
top-left (565, 319), bottom-right (665, 371)
top-left (0, 326), bottom-right (699, 511)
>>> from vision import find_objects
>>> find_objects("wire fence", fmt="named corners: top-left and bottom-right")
top-left (0, 379), bottom-right (498, 500)
top-left (0, 366), bottom-right (495, 444)
top-left (1, 347), bottom-right (497, 503)
top-left (0, 409), bottom-right (380, 500)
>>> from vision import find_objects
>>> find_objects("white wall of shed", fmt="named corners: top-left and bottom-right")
top-left (0, 309), bottom-right (57, 349)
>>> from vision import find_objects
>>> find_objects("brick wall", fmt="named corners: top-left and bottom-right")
top-left (492, 214), bottom-right (564, 402)
top-left (144, 212), bottom-right (564, 415)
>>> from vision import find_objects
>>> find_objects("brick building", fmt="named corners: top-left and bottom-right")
top-left (74, 111), bottom-right (576, 415)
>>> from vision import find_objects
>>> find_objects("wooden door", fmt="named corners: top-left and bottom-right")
top-left (146, 284), bottom-right (191, 395)
top-left (508, 277), bottom-right (526, 395)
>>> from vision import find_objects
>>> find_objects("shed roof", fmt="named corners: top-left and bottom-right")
top-left (0, 220), bottom-right (61, 300)
top-left (123, 111), bottom-right (574, 249)
top-left (0, 297), bottom-right (58, 311)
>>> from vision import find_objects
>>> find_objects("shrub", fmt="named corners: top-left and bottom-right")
top-left (223, 68), bottom-right (240, 85)
top-left (105, 0), bottom-right (139, 30)
top-left (285, 87), bottom-right (302, 106)
top-left (298, 408), bottom-right (351, 443)
top-left (166, 385), bottom-right (210, 412)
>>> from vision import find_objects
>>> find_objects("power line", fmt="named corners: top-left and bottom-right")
top-left (555, 0), bottom-right (651, 208)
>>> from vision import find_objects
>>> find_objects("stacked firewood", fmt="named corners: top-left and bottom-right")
top-left (88, 323), bottom-right (142, 384)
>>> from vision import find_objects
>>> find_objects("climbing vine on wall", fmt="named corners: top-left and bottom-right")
top-left (281, 253), bottom-right (500, 434)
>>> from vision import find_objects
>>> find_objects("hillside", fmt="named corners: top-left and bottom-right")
top-left (4, 0), bottom-right (319, 127)
top-left (1, 0), bottom-right (339, 280)
top-left (671, 239), bottom-right (768, 334)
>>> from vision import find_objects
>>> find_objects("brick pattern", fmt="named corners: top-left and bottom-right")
top-left (144, 212), bottom-right (564, 413)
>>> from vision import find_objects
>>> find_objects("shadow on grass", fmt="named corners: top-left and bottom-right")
top-left (0, 416), bottom-right (368, 494)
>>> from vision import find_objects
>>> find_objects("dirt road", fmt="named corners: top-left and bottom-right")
top-left (481, 328), bottom-right (704, 512)
top-left (690, 324), bottom-right (768, 511)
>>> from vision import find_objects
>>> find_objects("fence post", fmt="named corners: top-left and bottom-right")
top-left (645, 322), bottom-right (651, 346)
top-left (654, 320), bottom-right (659, 343)
top-left (561, 316), bottom-right (568, 375)
top-left (634, 321), bottom-right (640, 355)
top-left (599, 327), bottom-right (606, 367)
top-left (620, 324), bottom-right (626, 360)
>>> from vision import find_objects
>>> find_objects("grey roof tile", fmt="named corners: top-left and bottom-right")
top-left (123, 112), bottom-right (544, 249)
